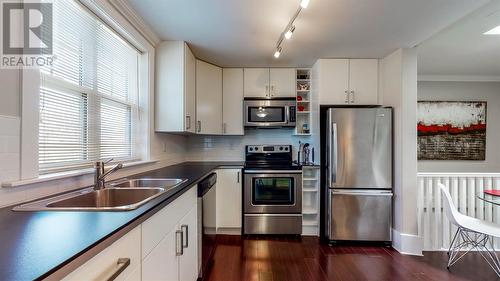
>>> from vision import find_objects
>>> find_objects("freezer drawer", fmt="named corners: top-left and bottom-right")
top-left (328, 189), bottom-right (392, 242)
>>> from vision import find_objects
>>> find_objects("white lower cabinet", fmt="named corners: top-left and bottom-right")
top-left (142, 228), bottom-right (178, 281)
top-left (63, 185), bottom-right (199, 281)
top-left (62, 226), bottom-right (142, 281)
top-left (178, 206), bottom-right (198, 281)
top-left (142, 186), bottom-right (198, 281)
top-left (216, 168), bottom-right (242, 234)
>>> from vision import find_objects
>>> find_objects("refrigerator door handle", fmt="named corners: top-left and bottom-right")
top-left (332, 190), bottom-right (393, 196)
top-left (328, 123), bottom-right (338, 187)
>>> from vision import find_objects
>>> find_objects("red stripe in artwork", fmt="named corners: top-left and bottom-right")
top-left (417, 123), bottom-right (486, 135)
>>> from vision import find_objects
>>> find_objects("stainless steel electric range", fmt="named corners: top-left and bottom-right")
top-left (243, 145), bottom-right (302, 235)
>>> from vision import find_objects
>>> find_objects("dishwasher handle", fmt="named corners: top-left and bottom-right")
top-left (198, 173), bottom-right (217, 197)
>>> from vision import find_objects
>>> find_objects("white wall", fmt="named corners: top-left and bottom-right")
top-left (418, 81), bottom-right (500, 173)
top-left (380, 48), bottom-right (421, 255)
top-left (0, 70), bottom-right (20, 117)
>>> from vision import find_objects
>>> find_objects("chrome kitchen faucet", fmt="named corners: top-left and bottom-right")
top-left (94, 159), bottom-right (123, 190)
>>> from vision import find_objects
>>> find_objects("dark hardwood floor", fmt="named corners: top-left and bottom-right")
top-left (206, 235), bottom-right (499, 281)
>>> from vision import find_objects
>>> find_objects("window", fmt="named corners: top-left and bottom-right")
top-left (39, 0), bottom-right (139, 174)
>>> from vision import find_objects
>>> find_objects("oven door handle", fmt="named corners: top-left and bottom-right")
top-left (244, 170), bottom-right (303, 174)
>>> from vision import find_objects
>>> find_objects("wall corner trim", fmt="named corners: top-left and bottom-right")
top-left (392, 229), bottom-right (423, 256)
top-left (108, 0), bottom-right (161, 46)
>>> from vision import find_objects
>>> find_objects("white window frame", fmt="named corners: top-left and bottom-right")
top-left (20, 0), bottom-right (154, 180)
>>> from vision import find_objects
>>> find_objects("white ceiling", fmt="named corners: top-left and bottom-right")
top-left (418, 0), bottom-right (500, 76)
top-left (128, 0), bottom-right (489, 67)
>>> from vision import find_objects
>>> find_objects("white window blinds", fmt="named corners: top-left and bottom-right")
top-left (39, 0), bottom-right (139, 174)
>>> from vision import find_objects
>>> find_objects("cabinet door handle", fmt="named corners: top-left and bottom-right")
top-left (270, 85), bottom-right (275, 96)
top-left (181, 224), bottom-right (189, 248)
top-left (350, 91), bottom-right (355, 103)
top-left (265, 85), bottom-right (269, 96)
top-left (176, 230), bottom-right (183, 256)
top-left (344, 90), bottom-right (349, 104)
top-left (186, 115), bottom-right (191, 130)
top-left (105, 258), bottom-right (130, 281)
top-left (197, 121), bottom-right (201, 133)
top-left (237, 171), bottom-right (240, 183)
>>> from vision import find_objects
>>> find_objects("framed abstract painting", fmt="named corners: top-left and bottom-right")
top-left (417, 101), bottom-right (487, 160)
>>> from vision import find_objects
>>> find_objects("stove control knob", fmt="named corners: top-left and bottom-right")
top-left (249, 147), bottom-right (253, 151)
top-left (254, 147), bottom-right (259, 151)
top-left (284, 147), bottom-right (289, 151)
top-left (279, 147), bottom-right (283, 151)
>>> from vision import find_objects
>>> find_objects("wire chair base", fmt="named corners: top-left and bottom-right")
top-left (447, 227), bottom-right (500, 277)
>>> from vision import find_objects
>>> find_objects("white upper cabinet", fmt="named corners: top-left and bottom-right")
top-left (156, 41), bottom-right (196, 133)
top-left (244, 68), bottom-right (296, 98)
top-left (184, 46), bottom-right (197, 133)
top-left (244, 68), bottom-right (269, 98)
top-left (314, 59), bottom-right (379, 105)
top-left (222, 68), bottom-right (244, 135)
top-left (269, 68), bottom-right (296, 97)
top-left (316, 59), bottom-right (349, 104)
top-left (196, 60), bottom-right (223, 135)
top-left (348, 59), bottom-right (378, 104)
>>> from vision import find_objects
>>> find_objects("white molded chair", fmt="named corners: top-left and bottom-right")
top-left (440, 183), bottom-right (500, 277)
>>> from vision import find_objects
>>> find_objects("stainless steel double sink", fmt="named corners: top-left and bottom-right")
top-left (13, 178), bottom-right (187, 212)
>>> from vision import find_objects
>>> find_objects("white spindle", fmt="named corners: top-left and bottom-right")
top-left (477, 177), bottom-right (484, 220)
top-left (442, 177), bottom-right (451, 248)
top-left (424, 177), bottom-right (432, 249)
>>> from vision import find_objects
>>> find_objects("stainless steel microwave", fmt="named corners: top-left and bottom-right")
top-left (243, 98), bottom-right (296, 128)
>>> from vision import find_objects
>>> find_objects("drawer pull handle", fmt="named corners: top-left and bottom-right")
top-left (106, 258), bottom-right (130, 281)
top-left (181, 224), bottom-right (189, 248)
top-left (176, 230), bottom-right (184, 256)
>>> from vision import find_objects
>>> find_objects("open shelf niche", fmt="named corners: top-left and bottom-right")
top-left (302, 166), bottom-right (320, 236)
top-left (295, 68), bottom-right (312, 135)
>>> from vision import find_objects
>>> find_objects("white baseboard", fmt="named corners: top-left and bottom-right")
top-left (392, 229), bottom-right (423, 256)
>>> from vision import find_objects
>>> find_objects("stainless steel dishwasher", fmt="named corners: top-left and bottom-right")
top-left (197, 173), bottom-right (217, 280)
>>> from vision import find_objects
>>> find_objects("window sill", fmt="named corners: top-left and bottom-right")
top-left (1, 160), bottom-right (158, 188)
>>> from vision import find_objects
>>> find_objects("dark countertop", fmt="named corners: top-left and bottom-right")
top-left (0, 161), bottom-right (243, 281)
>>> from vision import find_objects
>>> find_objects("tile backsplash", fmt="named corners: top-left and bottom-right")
top-left (186, 129), bottom-right (315, 161)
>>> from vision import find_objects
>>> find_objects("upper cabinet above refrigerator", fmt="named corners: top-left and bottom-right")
top-left (313, 59), bottom-right (379, 105)
top-left (244, 68), bottom-right (296, 98)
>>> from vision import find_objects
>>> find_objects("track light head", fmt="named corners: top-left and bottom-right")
top-left (274, 47), bottom-right (282, 58)
top-left (285, 26), bottom-right (295, 40)
top-left (300, 0), bottom-right (310, 9)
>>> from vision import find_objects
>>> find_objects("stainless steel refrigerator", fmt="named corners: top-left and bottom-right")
top-left (324, 107), bottom-right (393, 242)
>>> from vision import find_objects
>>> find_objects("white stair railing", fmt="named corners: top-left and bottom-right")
top-left (417, 173), bottom-right (500, 250)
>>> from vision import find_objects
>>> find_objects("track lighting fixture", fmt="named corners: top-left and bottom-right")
top-left (272, 1), bottom-right (310, 58)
